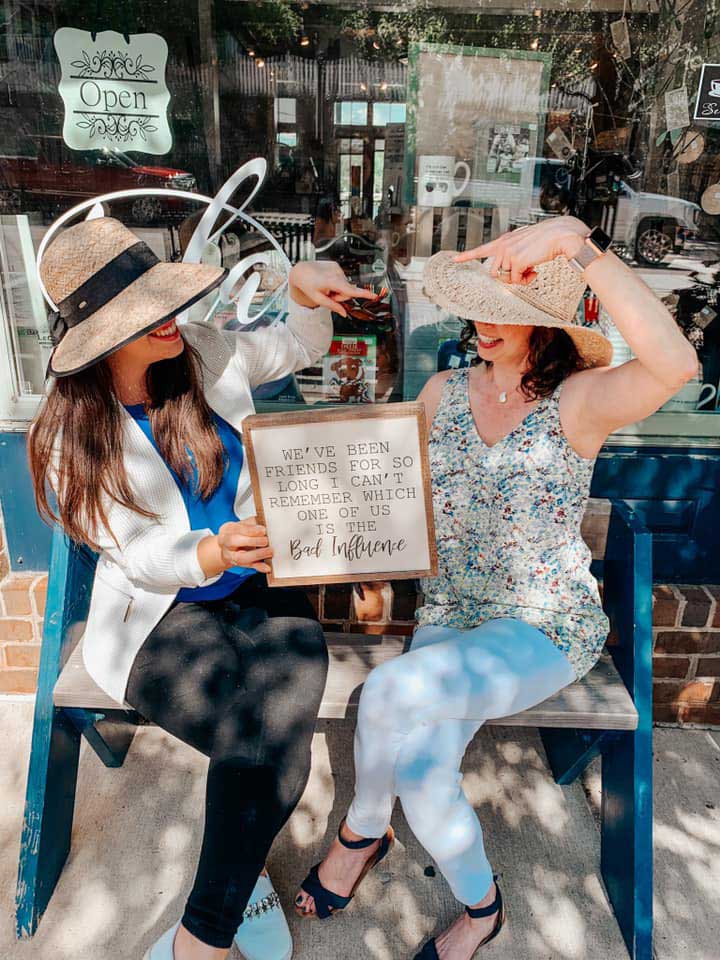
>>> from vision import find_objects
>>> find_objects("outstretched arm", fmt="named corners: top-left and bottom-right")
top-left (455, 216), bottom-right (698, 454)
top-left (232, 260), bottom-right (378, 388)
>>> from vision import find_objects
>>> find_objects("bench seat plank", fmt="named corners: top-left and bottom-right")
top-left (54, 632), bottom-right (637, 731)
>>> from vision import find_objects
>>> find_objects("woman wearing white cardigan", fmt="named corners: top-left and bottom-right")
top-left (28, 215), bottom-right (374, 960)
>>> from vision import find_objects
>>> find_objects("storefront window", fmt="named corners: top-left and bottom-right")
top-left (1, 0), bottom-right (718, 443)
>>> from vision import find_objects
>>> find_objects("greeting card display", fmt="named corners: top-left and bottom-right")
top-left (665, 86), bottom-right (690, 131)
top-left (323, 336), bottom-right (377, 404)
top-left (243, 403), bottom-right (438, 586)
top-left (610, 19), bottom-right (632, 61)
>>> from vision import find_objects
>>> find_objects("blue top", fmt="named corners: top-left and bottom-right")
top-left (124, 404), bottom-right (257, 601)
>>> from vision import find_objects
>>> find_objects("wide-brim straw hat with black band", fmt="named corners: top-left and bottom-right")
top-left (40, 216), bottom-right (227, 377)
top-left (423, 250), bottom-right (613, 368)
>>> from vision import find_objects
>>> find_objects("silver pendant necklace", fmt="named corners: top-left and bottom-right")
top-left (484, 362), bottom-right (511, 404)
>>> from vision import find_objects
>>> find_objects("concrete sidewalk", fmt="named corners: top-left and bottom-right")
top-left (1, 699), bottom-right (719, 960)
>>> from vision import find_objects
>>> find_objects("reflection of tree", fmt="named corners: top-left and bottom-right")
top-left (341, 2), bottom-right (453, 56)
top-left (482, 9), bottom-right (601, 94)
top-left (227, 0), bottom-right (301, 47)
top-left (638, 1), bottom-right (717, 194)
top-left (60, 0), bottom-right (303, 47)
top-left (479, 2), bottom-right (714, 195)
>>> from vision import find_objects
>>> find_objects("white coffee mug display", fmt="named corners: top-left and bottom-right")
top-left (417, 155), bottom-right (471, 207)
top-left (662, 380), bottom-right (717, 411)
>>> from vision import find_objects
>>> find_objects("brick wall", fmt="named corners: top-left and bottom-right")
top-left (0, 502), bottom-right (47, 693)
top-left (2, 501), bottom-right (720, 726)
top-left (652, 585), bottom-right (720, 725)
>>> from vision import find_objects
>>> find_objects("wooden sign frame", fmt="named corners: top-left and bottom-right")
top-left (243, 402), bottom-right (438, 587)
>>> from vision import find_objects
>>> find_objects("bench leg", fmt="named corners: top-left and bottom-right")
top-left (600, 728), bottom-right (653, 960)
top-left (88, 714), bottom-right (138, 768)
top-left (16, 708), bottom-right (81, 939)
top-left (539, 727), bottom-right (607, 785)
top-left (65, 708), bottom-right (138, 768)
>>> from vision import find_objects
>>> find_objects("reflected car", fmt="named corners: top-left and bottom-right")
top-left (532, 158), bottom-right (701, 266)
top-left (0, 141), bottom-right (197, 224)
top-left (612, 180), bottom-right (701, 266)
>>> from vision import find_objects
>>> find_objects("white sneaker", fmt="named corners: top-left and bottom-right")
top-left (143, 920), bottom-right (180, 959)
top-left (234, 873), bottom-right (293, 960)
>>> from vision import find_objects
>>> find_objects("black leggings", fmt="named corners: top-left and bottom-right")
top-left (124, 574), bottom-right (328, 949)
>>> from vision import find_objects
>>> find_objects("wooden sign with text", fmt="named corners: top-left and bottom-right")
top-left (243, 403), bottom-right (438, 586)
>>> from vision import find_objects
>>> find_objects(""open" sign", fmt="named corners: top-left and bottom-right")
top-left (54, 27), bottom-right (172, 155)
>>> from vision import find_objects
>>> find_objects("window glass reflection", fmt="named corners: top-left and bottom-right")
top-left (0, 0), bottom-right (717, 435)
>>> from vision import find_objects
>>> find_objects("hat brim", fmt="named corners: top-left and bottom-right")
top-left (48, 261), bottom-right (227, 377)
top-left (423, 254), bottom-right (613, 369)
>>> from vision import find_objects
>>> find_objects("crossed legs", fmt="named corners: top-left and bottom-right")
top-left (296, 618), bottom-right (575, 956)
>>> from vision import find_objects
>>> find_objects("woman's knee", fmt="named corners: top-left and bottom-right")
top-left (358, 655), bottom-right (435, 732)
top-left (263, 615), bottom-right (328, 669)
top-left (273, 617), bottom-right (328, 715)
top-left (287, 617), bottom-right (328, 680)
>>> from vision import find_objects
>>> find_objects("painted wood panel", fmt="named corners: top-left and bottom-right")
top-left (2, 436), bottom-right (719, 582)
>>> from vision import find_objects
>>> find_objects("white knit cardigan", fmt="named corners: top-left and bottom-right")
top-left (67, 301), bottom-right (333, 705)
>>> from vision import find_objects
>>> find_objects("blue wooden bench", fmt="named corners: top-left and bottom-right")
top-left (15, 500), bottom-right (653, 960)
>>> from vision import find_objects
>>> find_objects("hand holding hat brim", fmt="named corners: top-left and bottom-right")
top-left (422, 247), bottom-right (613, 369)
top-left (453, 216), bottom-right (589, 286)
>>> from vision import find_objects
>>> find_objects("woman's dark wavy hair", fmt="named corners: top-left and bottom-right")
top-left (28, 341), bottom-right (226, 550)
top-left (458, 319), bottom-right (588, 400)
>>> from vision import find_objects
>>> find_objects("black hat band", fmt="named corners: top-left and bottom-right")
top-left (49, 240), bottom-right (159, 345)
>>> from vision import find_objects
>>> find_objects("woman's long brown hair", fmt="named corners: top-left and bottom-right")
top-left (28, 341), bottom-right (226, 550)
top-left (458, 321), bottom-right (587, 399)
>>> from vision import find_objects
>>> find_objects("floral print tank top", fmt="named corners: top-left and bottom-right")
top-left (415, 367), bottom-right (609, 682)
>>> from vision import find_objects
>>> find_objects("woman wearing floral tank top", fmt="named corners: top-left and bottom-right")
top-left (295, 217), bottom-right (697, 959)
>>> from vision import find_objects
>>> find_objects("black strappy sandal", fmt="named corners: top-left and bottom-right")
top-left (413, 874), bottom-right (506, 959)
top-left (296, 818), bottom-right (395, 920)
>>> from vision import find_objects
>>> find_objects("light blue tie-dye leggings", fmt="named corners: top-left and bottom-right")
top-left (345, 618), bottom-right (576, 906)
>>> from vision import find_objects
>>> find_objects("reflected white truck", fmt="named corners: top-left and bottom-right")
top-left (530, 158), bottom-right (701, 266)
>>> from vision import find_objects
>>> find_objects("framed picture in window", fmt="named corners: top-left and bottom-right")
top-left (404, 42), bottom-right (552, 209)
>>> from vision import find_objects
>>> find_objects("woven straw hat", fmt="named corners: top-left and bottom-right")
top-left (423, 250), bottom-right (613, 368)
top-left (40, 217), bottom-right (227, 377)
